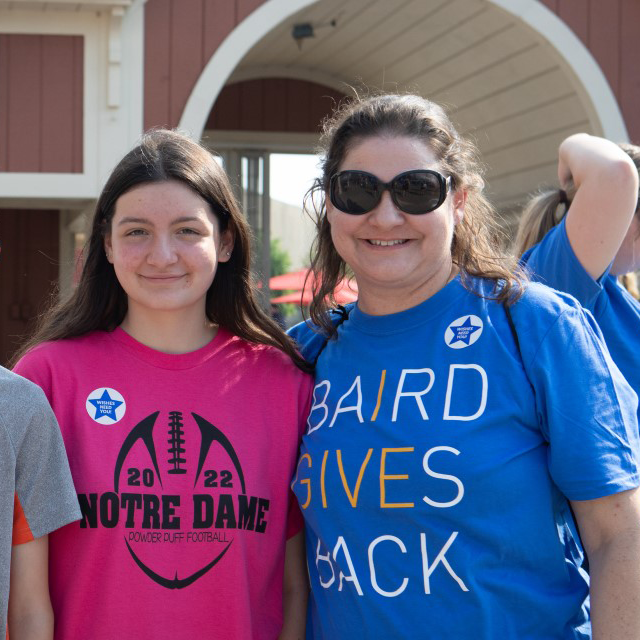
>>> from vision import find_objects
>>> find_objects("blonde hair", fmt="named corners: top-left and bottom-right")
top-left (621, 272), bottom-right (640, 299)
top-left (513, 181), bottom-right (575, 257)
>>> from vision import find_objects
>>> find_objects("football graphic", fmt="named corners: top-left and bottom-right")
top-left (112, 410), bottom-right (248, 589)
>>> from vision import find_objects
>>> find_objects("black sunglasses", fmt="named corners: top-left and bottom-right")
top-left (329, 169), bottom-right (452, 215)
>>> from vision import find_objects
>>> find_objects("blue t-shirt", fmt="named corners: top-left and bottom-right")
top-left (523, 217), bottom-right (640, 425)
top-left (288, 277), bottom-right (639, 639)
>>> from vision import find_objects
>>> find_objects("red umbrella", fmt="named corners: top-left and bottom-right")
top-left (268, 268), bottom-right (314, 291)
top-left (270, 275), bottom-right (357, 305)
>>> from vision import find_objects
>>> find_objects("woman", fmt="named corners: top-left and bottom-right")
top-left (288, 94), bottom-right (640, 638)
top-left (13, 130), bottom-right (311, 640)
top-left (515, 135), bottom-right (640, 413)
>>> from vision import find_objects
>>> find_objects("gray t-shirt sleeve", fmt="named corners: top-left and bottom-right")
top-left (3, 369), bottom-right (81, 540)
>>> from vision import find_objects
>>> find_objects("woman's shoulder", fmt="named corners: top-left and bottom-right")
top-left (287, 319), bottom-right (323, 358)
top-left (507, 281), bottom-right (605, 364)
top-left (516, 280), bottom-right (585, 313)
top-left (468, 274), bottom-right (583, 318)
top-left (287, 306), bottom-right (354, 364)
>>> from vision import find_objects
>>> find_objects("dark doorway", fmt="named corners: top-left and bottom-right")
top-left (0, 209), bottom-right (60, 366)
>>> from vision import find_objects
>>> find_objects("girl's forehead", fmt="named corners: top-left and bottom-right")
top-left (113, 181), bottom-right (212, 218)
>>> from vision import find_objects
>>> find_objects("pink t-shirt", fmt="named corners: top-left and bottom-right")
top-left (14, 328), bottom-right (312, 640)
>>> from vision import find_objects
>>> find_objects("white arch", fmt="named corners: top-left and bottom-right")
top-left (489, 0), bottom-right (628, 140)
top-left (179, 0), bottom-right (319, 136)
top-left (180, 0), bottom-right (629, 143)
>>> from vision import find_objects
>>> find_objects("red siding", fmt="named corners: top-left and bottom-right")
top-left (619, 0), bottom-right (640, 143)
top-left (549, 0), bottom-right (640, 142)
top-left (203, 1), bottom-right (235, 62)
top-left (5, 35), bottom-right (41, 172)
top-left (0, 37), bottom-right (7, 170)
top-left (558, 0), bottom-right (589, 43)
top-left (144, 0), bottom-right (269, 130)
top-left (587, 0), bottom-right (620, 95)
top-left (169, 0), bottom-right (205, 126)
top-left (239, 80), bottom-right (264, 130)
top-left (0, 34), bottom-right (83, 173)
top-left (236, 0), bottom-right (265, 23)
top-left (144, 0), bottom-right (172, 128)
top-left (263, 78), bottom-right (288, 131)
top-left (207, 78), bottom-right (345, 133)
top-left (72, 37), bottom-right (83, 172)
top-left (0, 209), bottom-right (59, 365)
top-left (213, 83), bottom-right (241, 129)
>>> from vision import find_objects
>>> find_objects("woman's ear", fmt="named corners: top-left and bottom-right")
top-left (325, 191), bottom-right (335, 225)
top-left (218, 228), bottom-right (235, 263)
top-left (104, 235), bottom-right (113, 263)
top-left (452, 189), bottom-right (467, 226)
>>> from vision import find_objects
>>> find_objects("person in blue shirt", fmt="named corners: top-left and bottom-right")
top-left (288, 94), bottom-right (640, 639)
top-left (516, 135), bottom-right (640, 428)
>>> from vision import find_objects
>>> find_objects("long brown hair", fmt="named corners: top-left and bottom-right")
top-left (305, 92), bottom-right (525, 337)
top-left (12, 129), bottom-right (310, 371)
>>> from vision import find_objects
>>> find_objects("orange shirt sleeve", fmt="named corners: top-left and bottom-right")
top-left (12, 493), bottom-right (34, 546)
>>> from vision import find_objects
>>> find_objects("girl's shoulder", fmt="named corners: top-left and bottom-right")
top-left (14, 331), bottom-right (112, 371)
top-left (224, 332), bottom-right (311, 383)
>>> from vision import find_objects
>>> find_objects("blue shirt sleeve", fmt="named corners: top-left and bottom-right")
top-left (288, 305), bottom-right (356, 364)
top-left (512, 286), bottom-right (640, 500)
top-left (522, 217), bottom-right (608, 310)
top-left (287, 320), bottom-right (327, 364)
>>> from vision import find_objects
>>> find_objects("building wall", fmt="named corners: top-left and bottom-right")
top-left (144, 0), bottom-right (267, 129)
top-left (0, 34), bottom-right (83, 173)
top-left (0, 209), bottom-right (60, 365)
top-left (207, 78), bottom-right (345, 133)
top-left (540, 0), bottom-right (640, 142)
top-left (270, 198), bottom-right (315, 269)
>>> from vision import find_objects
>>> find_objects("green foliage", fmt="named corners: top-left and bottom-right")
top-left (270, 236), bottom-right (291, 277)
top-left (269, 237), bottom-right (299, 321)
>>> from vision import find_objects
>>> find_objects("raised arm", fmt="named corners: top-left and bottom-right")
top-left (571, 488), bottom-right (640, 640)
top-left (561, 133), bottom-right (639, 279)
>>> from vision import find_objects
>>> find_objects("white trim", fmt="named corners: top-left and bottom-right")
top-left (0, 174), bottom-right (98, 199)
top-left (179, 0), bottom-right (320, 137)
top-left (120, 0), bottom-right (145, 147)
top-left (107, 7), bottom-right (125, 107)
top-left (488, 0), bottom-right (628, 141)
top-left (228, 65), bottom-right (347, 93)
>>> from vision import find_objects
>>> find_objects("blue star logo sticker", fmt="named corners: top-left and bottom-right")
top-left (88, 389), bottom-right (123, 422)
top-left (447, 316), bottom-right (482, 346)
